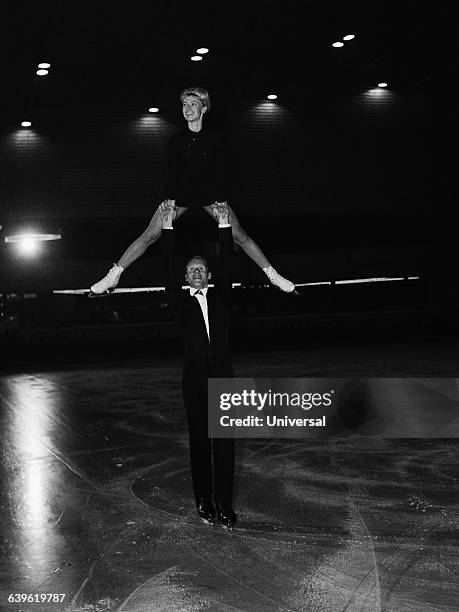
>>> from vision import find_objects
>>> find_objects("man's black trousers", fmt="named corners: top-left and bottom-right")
top-left (183, 379), bottom-right (234, 502)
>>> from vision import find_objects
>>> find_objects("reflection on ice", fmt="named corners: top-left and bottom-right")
top-left (4, 376), bottom-right (62, 582)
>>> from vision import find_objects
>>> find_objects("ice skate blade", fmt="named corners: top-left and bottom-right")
top-left (87, 288), bottom-right (116, 298)
top-left (221, 522), bottom-right (234, 531)
top-left (272, 285), bottom-right (299, 296)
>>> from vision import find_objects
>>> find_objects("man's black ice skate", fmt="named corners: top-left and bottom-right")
top-left (216, 500), bottom-right (236, 530)
top-left (196, 497), bottom-right (215, 525)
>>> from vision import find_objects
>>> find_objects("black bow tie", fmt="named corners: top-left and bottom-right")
top-left (194, 290), bottom-right (203, 296)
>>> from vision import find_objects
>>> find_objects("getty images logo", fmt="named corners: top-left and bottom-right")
top-left (219, 389), bottom-right (335, 411)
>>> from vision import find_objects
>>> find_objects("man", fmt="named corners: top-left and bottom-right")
top-left (161, 200), bottom-right (236, 529)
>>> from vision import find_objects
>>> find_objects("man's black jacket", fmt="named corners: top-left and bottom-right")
top-left (163, 226), bottom-right (233, 385)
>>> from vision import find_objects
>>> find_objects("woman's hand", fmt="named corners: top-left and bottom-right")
top-left (212, 202), bottom-right (230, 225)
top-left (160, 199), bottom-right (176, 228)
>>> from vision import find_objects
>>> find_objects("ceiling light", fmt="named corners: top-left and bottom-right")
top-left (21, 121), bottom-right (32, 127)
top-left (377, 82), bottom-right (388, 88)
top-left (16, 237), bottom-right (40, 256)
top-left (196, 48), bottom-right (209, 54)
top-left (191, 55), bottom-right (203, 61)
top-left (148, 107), bottom-right (159, 113)
top-left (37, 62), bottom-right (51, 69)
top-left (36, 69), bottom-right (48, 76)
top-left (267, 94), bottom-right (278, 100)
top-left (332, 41), bottom-right (344, 48)
top-left (342, 34), bottom-right (355, 41)
top-left (5, 233), bottom-right (61, 243)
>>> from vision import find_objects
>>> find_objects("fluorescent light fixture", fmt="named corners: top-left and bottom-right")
top-left (191, 55), bottom-right (203, 61)
top-left (148, 107), bottom-right (159, 113)
top-left (378, 82), bottom-right (388, 88)
top-left (5, 233), bottom-right (61, 243)
top-left (54, 287), bottom-right (167, 295)
top-left (53, 276), bottom-right (420, 295)
top-left (37, 62), bottom-right (51, 69)
top-left (196, 48), bottom-right (209, 54)
top-left (54, 282), bottom-right (243, 295)
top-left (267, 94), bottom-right (278, 100)
top-left (332, 41), bottom-right (344, 48)
top-left (21, 121), bottom-right (32, 127)
top-left (296, 276), bottom-right (420, 287)
top-left (343, 34), bottom-right (355, 41)
top-left (36, 69), bottom-right (48, 76)
top-left (336, 277), bottom-right (404, 285)
top-left (294, 282), bottom-right (332, 287)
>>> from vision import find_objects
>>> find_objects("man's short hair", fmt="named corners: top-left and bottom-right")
top-left (186, 255), bottom-right (209, 271)
top-left (180, 87), bottom-right (211, 112)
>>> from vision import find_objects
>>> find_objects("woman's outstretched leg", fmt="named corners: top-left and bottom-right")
top-left (204, 204), bottom-right (295, 293)
top-left (90, 202), bottom-right (187, 295)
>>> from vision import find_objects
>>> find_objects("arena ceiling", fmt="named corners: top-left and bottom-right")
top-left (1, 1), bottom-right (456, 115)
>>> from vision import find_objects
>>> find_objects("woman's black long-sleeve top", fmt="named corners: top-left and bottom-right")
top-left (165, 127), bottom-right (227, 208)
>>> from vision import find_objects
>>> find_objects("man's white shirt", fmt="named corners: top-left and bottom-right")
top-left (190, 287), bottom-right (210, 341)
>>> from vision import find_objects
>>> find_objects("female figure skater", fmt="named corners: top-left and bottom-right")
top-left (90, 87), bottom-right (295, 295)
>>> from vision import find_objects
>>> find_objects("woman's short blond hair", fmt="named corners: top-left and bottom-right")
top-left (180, 87), bottom-right (211, 112)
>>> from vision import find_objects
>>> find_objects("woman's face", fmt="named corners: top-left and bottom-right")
top-left (182, 95), bottom-right (205, 122)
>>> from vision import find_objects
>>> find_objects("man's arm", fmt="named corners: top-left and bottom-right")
top-left (161, 201), bottom-right (180, 316)
top-left (165, 134), bottom-right (179, 203)
top-left (214, 132), bottom-right (227, 203)
top-left (213, 203), bottom-right (232, 305)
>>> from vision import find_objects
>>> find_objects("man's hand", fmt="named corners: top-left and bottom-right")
top-left (212, 202), bottom-right (230, 226)
top-left (160, 199), bottom-right (176, 229)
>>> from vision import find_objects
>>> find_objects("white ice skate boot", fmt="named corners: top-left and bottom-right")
top-left (264, 266), bottom-right (296, 293)
top-left (89, 263), bottom-right (124, 297)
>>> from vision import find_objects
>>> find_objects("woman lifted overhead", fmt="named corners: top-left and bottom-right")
top-left (89, 87), bottom-right (295, 296)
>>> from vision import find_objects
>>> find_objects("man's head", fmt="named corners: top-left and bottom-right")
top-left (185, 255), bottom-right (211, 290)
top-left (180, 87), bottom-right (211, 122)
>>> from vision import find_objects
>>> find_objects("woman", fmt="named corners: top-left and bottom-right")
top-left (90, 87), bottom-right (295, 295)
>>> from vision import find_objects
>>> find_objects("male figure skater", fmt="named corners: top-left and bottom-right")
top-left (90, 87), bottom-right (295, 296)
top-left (161, 200), bottom-right (236, 528)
